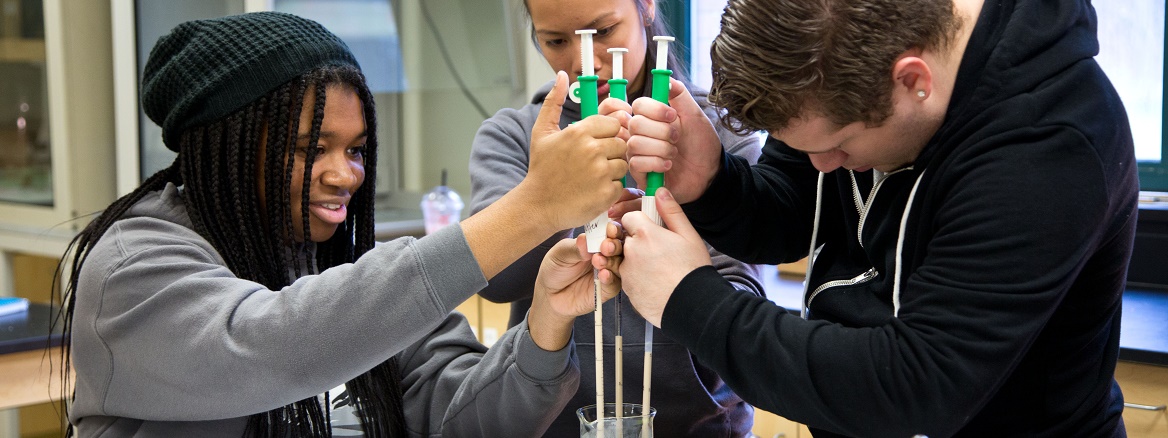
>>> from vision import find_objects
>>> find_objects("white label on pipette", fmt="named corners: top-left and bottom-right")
top-left (585, 212), bottom-right (607, 253)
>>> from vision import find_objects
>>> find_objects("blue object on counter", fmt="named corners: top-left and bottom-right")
top-left (0, 297), bottom-right (29, 317)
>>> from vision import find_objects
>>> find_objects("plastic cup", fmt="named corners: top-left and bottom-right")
top-left (420, 185), bottom-right (463, 235)
top-left (577, 403), bottom-right (655, 438)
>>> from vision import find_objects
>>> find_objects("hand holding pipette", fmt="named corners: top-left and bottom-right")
top-left (626, 78), bottom-right (724, 204)
top-left (618, 187), bottom-right (712, 326)
top-left (579, 29), bottom-right (612, 254)
top-left (643, 36), bottom-right (675, 224)
top-left (573, 29), bottom-right (612, 435)
top-left (618, 188), bottom-right (712, 438)
top-left (529, 233), bottom-right (623, 350)
top-left (521, 70), bottom-right (627, 234)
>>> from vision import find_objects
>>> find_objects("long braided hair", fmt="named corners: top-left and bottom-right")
top-left (56, 64), bottom-right (408, 437)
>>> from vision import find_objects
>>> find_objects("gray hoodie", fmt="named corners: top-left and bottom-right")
top-left (469, 80), bottom-right (764, 437)
top-left (69, 183), bottom-right (579, 437)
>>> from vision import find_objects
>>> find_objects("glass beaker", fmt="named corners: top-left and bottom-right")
top-left (577, 403), bottom-right (655, 438)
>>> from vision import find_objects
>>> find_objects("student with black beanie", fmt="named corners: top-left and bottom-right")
top-left (59, 12), bottom-right (626, 437)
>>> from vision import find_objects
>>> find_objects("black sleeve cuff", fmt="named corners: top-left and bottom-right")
top-left (661, 265), bottom-right (737, 352)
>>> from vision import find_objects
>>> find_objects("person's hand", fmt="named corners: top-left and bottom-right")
top-left (627, 78), bottom-right (723, 204)
top-left (515, 71), bottom-right (628, 232)
top-left (599, 97), bottom-right (633, 142)
top-left (528, 223), bottom-right (624, 350)
top-left (608, 187), bottom-right (644, 220)
top-left (619, 188), bottom-right (711, 327)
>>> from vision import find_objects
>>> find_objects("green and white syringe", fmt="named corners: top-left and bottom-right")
top-left (606, 46), bottom-right (630, 437)
top-left (640, 34), bottom-right (675, 437)
top-left (579, 28), bottom-right (608, 254)
top-left (574, 28), bottom-right (607, 436)
top-left (643, 35), bottom-right (674, 225)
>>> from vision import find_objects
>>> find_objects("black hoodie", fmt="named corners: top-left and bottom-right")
top-left (668, 0), bottom-right (1138, 436)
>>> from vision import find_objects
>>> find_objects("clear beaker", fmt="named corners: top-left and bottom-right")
top-left (577, 403), bottom-right (655, 438)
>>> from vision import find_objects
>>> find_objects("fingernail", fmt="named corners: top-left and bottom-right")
top-left (659, 188), bottom-right (672, 201)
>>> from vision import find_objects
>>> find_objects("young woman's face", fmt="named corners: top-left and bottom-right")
top-left (528, 0), bottom-right (652, 96)
top-left (260, 83), bottom-right (368, 243)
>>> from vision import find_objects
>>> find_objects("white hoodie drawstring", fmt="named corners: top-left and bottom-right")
top-left (893, 170), bottom-right (927, 317)
top-left (801, 172), bottom-right (825, 319)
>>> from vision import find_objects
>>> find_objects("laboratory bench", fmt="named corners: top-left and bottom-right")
top-left (373, 205), bottom-right (425, 240)
top-left (0, 303), bottom-right (67, 411)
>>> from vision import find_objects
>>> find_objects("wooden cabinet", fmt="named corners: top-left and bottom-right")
top-left (454, 294), bottom-right (511, 347)
top-left (752, 409), bottom-right (811, 438)
top-left (748, 361), bottom-right (1168, 437)
top-left (0, 0), bottom-right (115, 314)
top-left (0, 1), bottom-right (114, 432)
top-left (0, 0), bottom-right (114, 228)
top-left (1117, 361), bottom-right (1168, 437)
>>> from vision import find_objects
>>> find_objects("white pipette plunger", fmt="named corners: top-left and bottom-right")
top-left (580, 29), bottom-right (607, 253)
top-left (654, 36), bottom-right (674, 70)
top-left (609, 47), bottom-right (628, 80)
top-left (577, 29), bottom-right (597, 76)
top-left (568, 30), bottom-right (597, 105)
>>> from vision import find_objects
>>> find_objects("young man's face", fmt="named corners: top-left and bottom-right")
top-left (259, 83), bottom-right (368, 243)
top-left (774, 100), bottom-right (943, 174)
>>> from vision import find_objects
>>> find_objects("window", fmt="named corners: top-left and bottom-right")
top-left (1094, 0), bottom-right (1166, 193)
top-left (272, 0), bottom-right (406, 198)
top-left (0, 0), bottom-right (50, 206)
top-left (133, 1), bottom-right (247, 185)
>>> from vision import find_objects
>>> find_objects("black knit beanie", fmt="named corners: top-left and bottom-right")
top-left (141, 11), bottom-right (360, 151)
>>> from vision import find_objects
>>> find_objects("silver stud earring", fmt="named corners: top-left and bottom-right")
top-left (917, 90), bottom-right (927, 99)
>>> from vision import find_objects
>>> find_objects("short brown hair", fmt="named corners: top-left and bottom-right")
top-left (708, 0), bottom-right (961, 134)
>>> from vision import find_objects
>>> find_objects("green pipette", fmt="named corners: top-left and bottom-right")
top-left (646, 36), bottom-right (675, 200)
top-left (576, 29), bottom-right (600, 118)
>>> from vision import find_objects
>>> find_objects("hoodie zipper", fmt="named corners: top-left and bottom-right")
top-left (852, 168), bottom-right (913, 247)
top-left (806, 267), bottom-right (878, 309)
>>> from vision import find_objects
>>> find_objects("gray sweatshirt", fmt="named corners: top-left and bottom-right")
top-left (69, 183), bottom-right (579, 437)
top-left (469, 80), bottom-right (764, 437)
